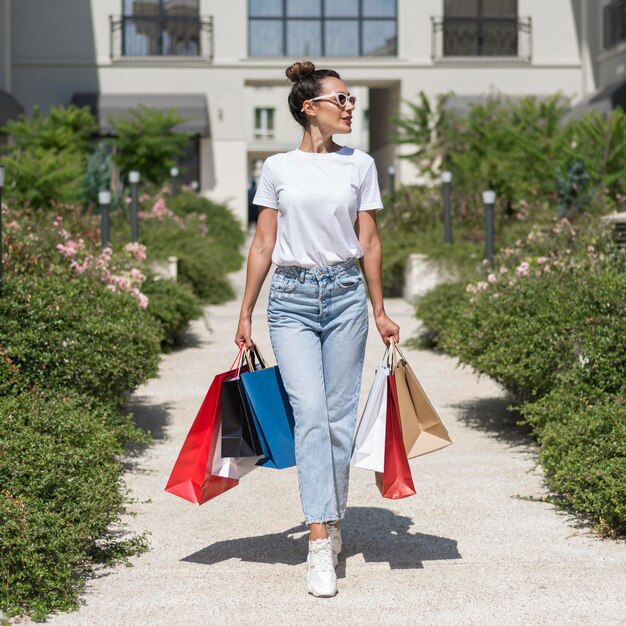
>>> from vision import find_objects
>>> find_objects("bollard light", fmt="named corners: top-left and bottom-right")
top-left (99, 190), bottom-right (112, 249)
top-left (129, 170), bottom-right (140, 243)
top-left (191, 180), bottom-right (199, 192)
top-left (0, 166), bottom-right (4, 296)
top-left (482, 190), bottom-right (496, 264)
top-left (387, 165), bottom-right (396, 195)
top-left (170, 166), bottom-right (179, 198)
top-left (442, 171), bottom-right (452, 244)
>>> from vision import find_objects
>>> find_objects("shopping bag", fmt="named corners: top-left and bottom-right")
top-left (392, 341), bottom-right (452, 458)
top-left (220, 354), bottom-right (264, 457)
top-left (351, 364), bottom-right (389, 472)
top-left (239, 347), bottom-right (296, 469)
top-left (375, 374), bottom-right (416, 500)
top-left (165, 364), bottom-right (241, 504)
top-left (211, 417), bottom-right (263, 479)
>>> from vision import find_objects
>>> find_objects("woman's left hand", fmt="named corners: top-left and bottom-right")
top-left (375, 313), bottom-right (400, 346)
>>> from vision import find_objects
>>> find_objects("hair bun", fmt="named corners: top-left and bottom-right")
top-left (285, 61), bottom-right (316, 82)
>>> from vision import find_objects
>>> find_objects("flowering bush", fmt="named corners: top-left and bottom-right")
top-left (416, 215), bottom-right (626, 535)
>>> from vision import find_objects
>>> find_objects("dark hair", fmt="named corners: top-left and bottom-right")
top-left (285, 61), bottom-right (341, 128)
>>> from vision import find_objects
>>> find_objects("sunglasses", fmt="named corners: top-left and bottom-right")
top-left (301, 92), bottom-right (357, 112)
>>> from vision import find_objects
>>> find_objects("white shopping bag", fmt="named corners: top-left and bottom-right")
top-left (211, 419), bottom-right (263, 479)
top-left (351, 365), bottom-right (389, 472)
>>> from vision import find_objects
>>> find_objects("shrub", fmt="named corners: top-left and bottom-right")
top-left (0, 389), bottom-right (148, 620)
top-left (141, 277), bottom-right (203, 347)
top-left (534, 396), bottom-right (626, 536)
top-left (0, 274), bottom-right (162, 405)
top-left (137, 195), bottom-right (244, 302)
top-left (415, 216), bottom-right (626, 534)
top-left (108, 105), bottom-right (191, 186)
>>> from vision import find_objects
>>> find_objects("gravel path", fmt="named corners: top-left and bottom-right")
top-left (46, 260), bottom-right (626, 626)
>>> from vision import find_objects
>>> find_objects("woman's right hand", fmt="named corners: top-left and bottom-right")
top-left (235, 316), bottom-right (255, 350)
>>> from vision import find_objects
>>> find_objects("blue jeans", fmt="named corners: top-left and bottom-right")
top-left (267, 259), bottom-right (368, 525)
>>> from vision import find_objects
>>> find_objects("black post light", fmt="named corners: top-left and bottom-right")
top-left (170, 166), bottom-right (179, 198)
top-left (442, 170), bottom-right (452, 244)
top-left (0, 166), bottom-right (4, 295)
top-left (483, 189), bottom-right (496, 264)
top-left (129, 170), bottom-right (140, 243)
top-left (99, 190), bottom-right (112, 249)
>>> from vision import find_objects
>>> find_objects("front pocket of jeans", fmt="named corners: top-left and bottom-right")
top-left (335, 272), bottom-right (362, 289)
top-left (271, 275), bottom-right (298, 293)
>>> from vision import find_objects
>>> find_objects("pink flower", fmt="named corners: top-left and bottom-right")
top-left (124, 242), bottom-right (147, 262)
top-left (515, 261), bottom-right (530, 276)
top-left (137, 293), bottom-right (149, 309)
top-left (499, 266), bottom-right (509, 274)
top-left (537, 256), bottom-right (548, 264)
top-left (487, 273), bottom-right (497, 284)
top-left (503, 247), bottom-right (514, 255)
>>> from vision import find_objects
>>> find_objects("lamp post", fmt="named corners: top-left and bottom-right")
top-left (387, 165), bottom-right (396, 196)
top-left (483, 189), bottom-right (496, 264)
top-left (170, 166), bottom-right (179, 198)
top-left (442, 170), bottom-right (452, 244)
top-left (0, 166), bottom-right (4, 296)
top-left (129, 170), bottom-right (140, 243)
top-left (99, 190), bottom-right (112, 249)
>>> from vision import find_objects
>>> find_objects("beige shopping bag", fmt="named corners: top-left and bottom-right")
top-left (392, 344), bottom-right (452, 458)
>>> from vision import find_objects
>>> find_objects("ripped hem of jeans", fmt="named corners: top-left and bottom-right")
top-left (305, 514), bottom-right (341, 525)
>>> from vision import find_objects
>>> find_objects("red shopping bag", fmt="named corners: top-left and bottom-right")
top-left (375, 374), bottom-right (416, 500)
top-left (165, 357), bottom-right (246, 504)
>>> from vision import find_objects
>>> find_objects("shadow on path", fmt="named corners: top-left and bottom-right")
top-left (182, 507), bottom-right (460, 576)
top-left (122, 399), bottom-right (173, 470)
top-left (452, 395), bottom-right (535, 449)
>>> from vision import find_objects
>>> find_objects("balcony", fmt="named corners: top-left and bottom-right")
top-left (431, 16), bottom-right (532, 63)
top-left (110, 15), bottom-right (213, 62)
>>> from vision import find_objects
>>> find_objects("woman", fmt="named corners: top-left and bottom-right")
top-left (235, 61), bottom-right (399, 598)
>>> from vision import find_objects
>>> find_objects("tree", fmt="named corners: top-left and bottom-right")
top-left (108, 105), bottom-right (191, 186)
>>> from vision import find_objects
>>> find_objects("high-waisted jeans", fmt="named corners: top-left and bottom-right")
top-left (267, 259), bottom-right (368, 525)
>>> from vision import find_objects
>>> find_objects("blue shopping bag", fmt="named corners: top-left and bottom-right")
top-left (240, 361), bottom-right (296, 470)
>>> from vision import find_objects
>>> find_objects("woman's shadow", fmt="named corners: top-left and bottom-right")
top-left (182, 506), bottom-right (460, 577)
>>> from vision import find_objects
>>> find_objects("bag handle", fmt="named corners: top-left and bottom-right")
top-left (230, 345), bottom-right (244, 372)
top-left (242, 344), bottom-right (269, 373)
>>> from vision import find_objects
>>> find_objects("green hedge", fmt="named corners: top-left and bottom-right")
top-left (136, 192), bottom-right (244, 303)
top-left (416, 218), bottom-right (626, 535)
top-left (0, 274), bottom-right (162, 406)
top-left (142, 277), bottom-right (203, 347)
top-left (0, 390), bottom-right (148, 620)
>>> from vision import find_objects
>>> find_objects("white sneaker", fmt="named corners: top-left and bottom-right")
top-left (327, 525), bottom-right (342, 567)
top-left (307, 538), bottom-right (337, 597)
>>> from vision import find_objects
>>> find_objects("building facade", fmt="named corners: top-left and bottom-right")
top-left (0, 0), bottom-right (625, 222)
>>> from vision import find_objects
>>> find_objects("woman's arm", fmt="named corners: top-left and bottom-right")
top-left (356, 210), bottom-right (400, 345)
top-left (235, 208), bottom-right (277, 349)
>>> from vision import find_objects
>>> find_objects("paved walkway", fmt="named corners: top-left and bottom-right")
top-left (47, 258), bottom-right (625, 625)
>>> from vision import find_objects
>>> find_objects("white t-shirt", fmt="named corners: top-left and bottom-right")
top-left (253, 146), bottom-right (383, 269)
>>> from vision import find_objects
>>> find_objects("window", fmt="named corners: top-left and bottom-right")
top-left (604, 0), bottom-right (626, 50)
top-left (254, 108), bottom-right (275, 140)
top-left (248, 0), bottom-right (397, 57)
top-left (121, 0), bottom-right (200, 56)
top-left (443, 0), bottom-right (518, 57)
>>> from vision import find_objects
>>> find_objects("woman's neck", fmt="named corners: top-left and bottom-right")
top-left (298, 129), bottom-right (341, 154)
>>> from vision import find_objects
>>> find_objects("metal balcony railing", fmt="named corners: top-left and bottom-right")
top-left (110, 15), bottom-right (213, 61)
top-left (431, 16), bottom-right (532, 62)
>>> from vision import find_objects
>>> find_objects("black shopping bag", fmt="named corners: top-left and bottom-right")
top-left (220, 351), bottom-right (264, 458)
